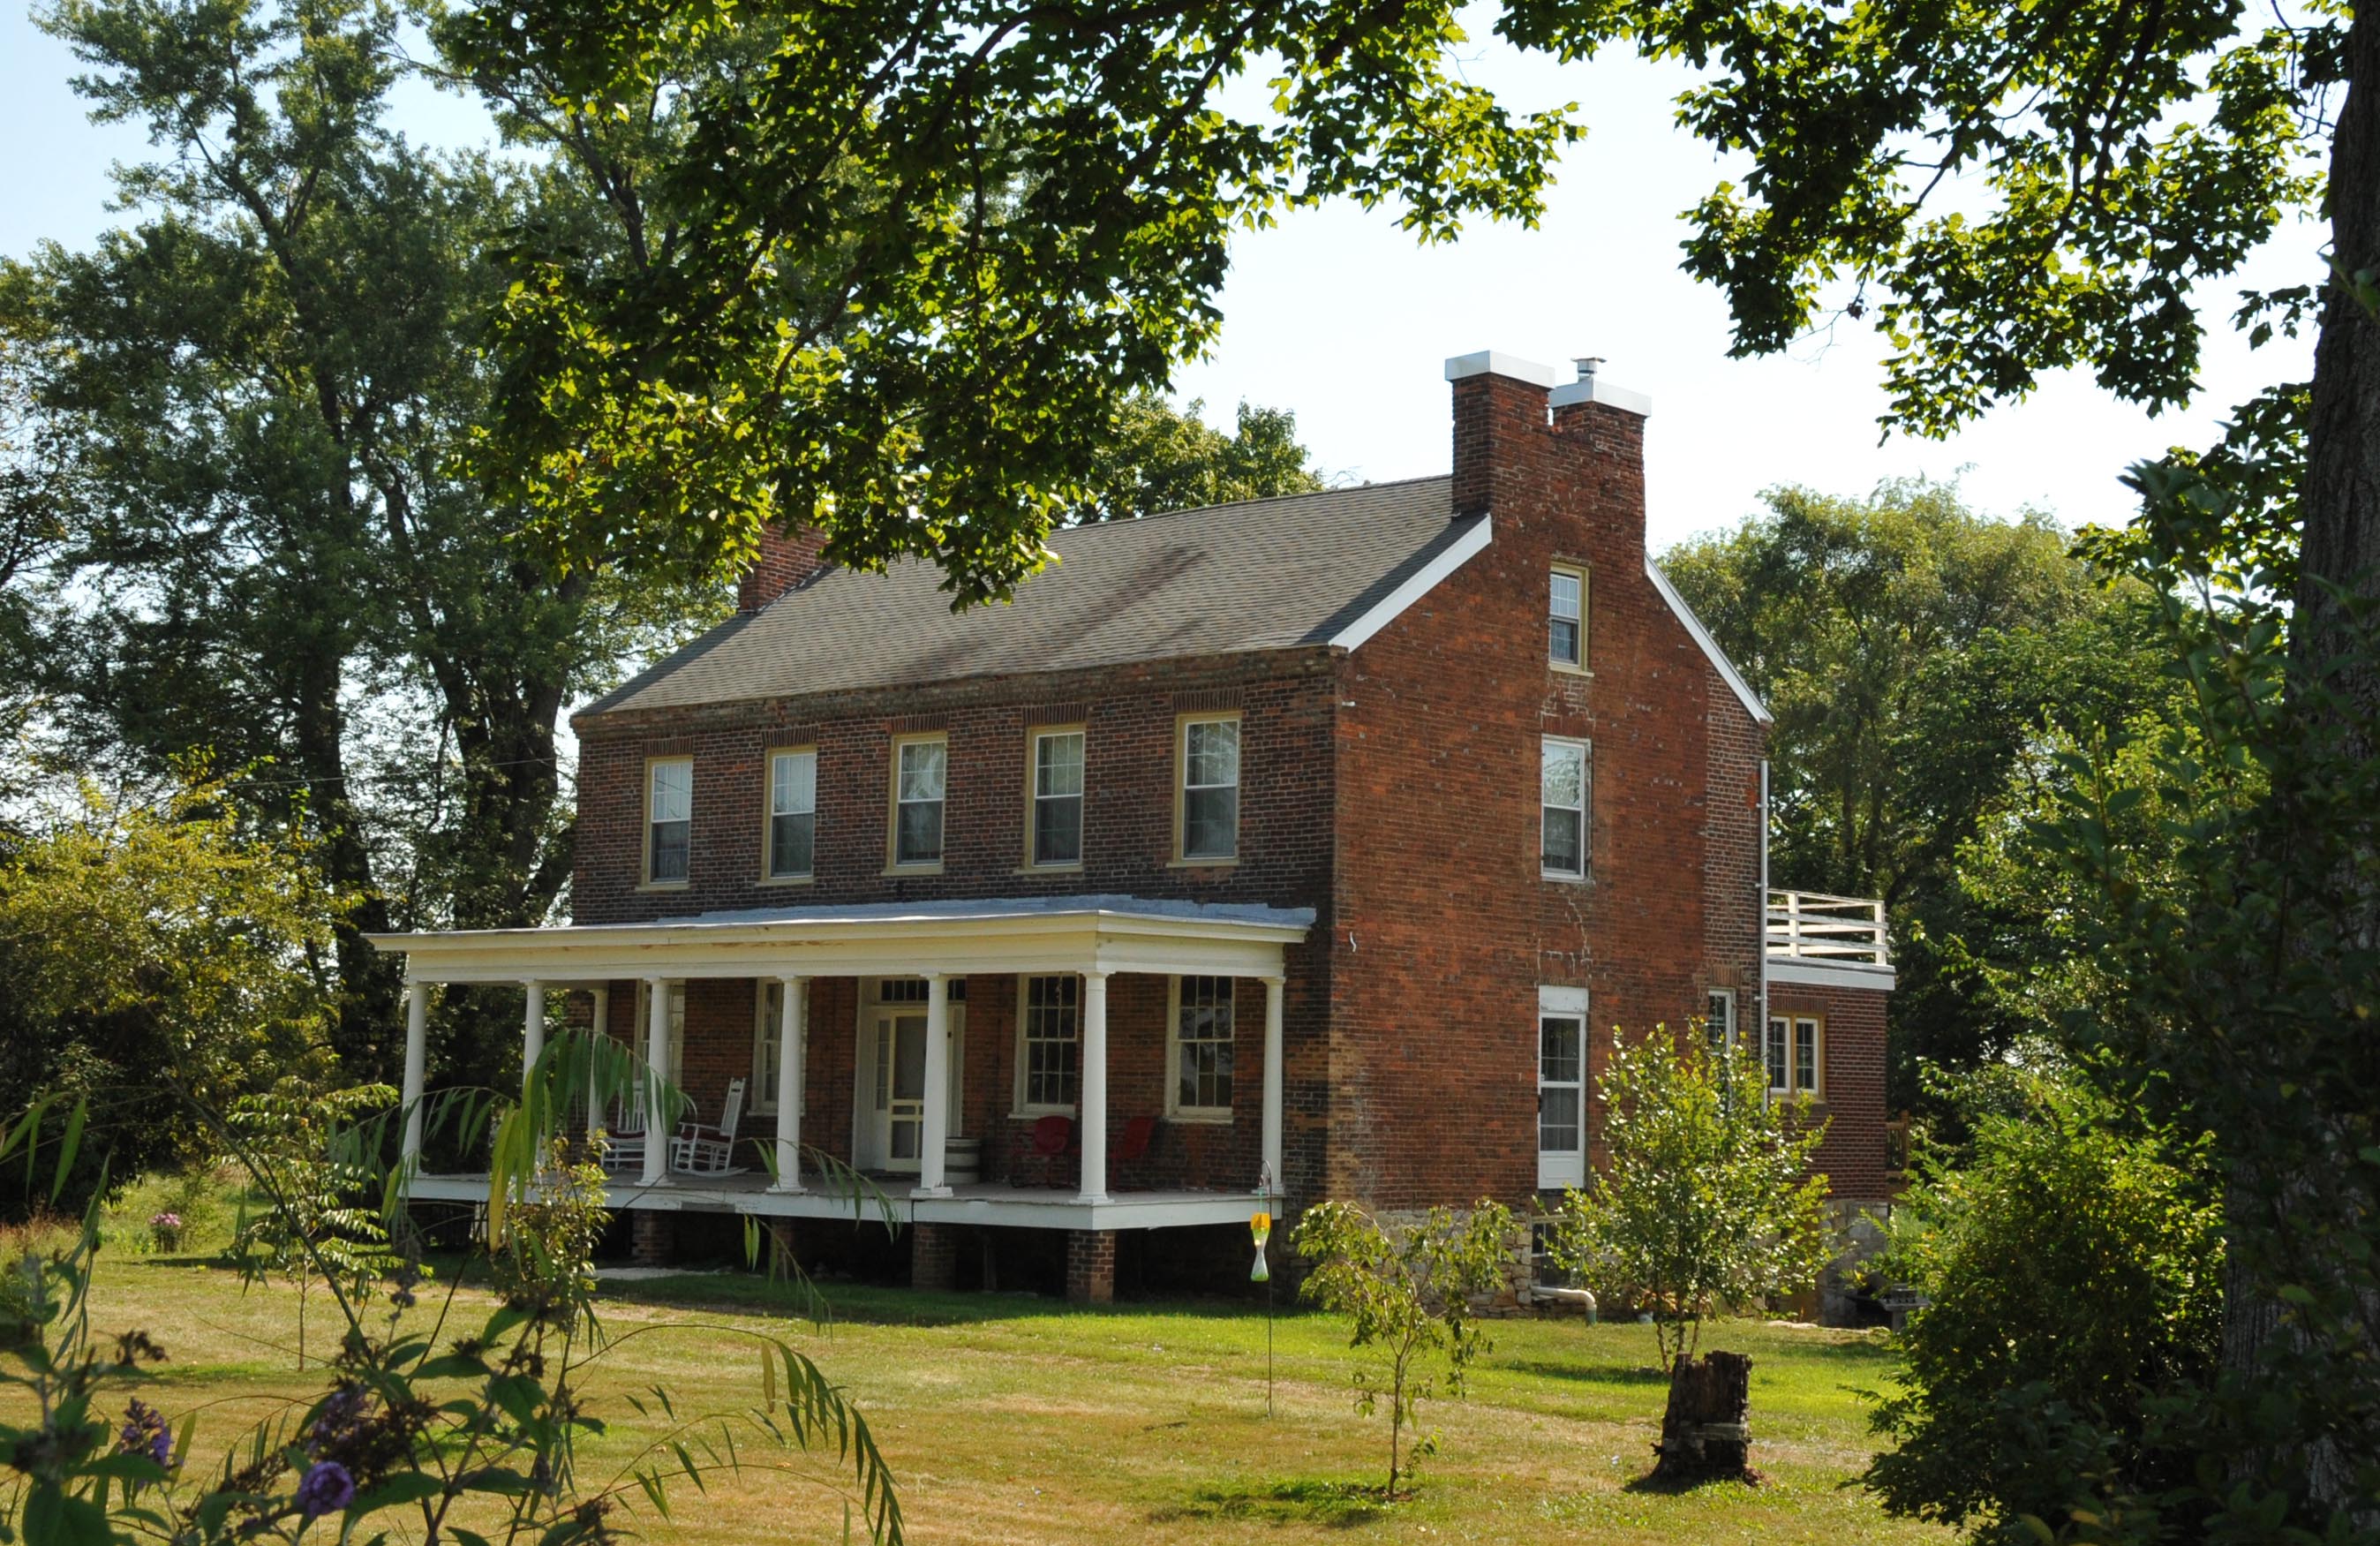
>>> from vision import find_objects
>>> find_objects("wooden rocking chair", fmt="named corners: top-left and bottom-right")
top-left (672, 1078), bottom-right (748, 1175)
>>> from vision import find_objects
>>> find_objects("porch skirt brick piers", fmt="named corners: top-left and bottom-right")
top-left (1066, 1229), bottom-right (1117, 1304)
top-left (630, 1210), bottom-right (673, 1267)
top-left (911, 1222), bottom-right (958, 1291)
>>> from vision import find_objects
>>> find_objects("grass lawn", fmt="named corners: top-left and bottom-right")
top-left (52, 1248), bottom-right (1947, 1546)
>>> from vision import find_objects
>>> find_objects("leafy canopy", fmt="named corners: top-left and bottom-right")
top-left (1547, 1026), bottom-right (1832, 1373)
top-left (433, 0), bottom-right (1574, 605)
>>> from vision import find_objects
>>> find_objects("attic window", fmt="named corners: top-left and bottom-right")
top-left (1550, 564), bottom-right (1587, 670)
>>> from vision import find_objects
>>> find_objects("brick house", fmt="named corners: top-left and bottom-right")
top-left (373, 351), bottom-right (1895, 1303)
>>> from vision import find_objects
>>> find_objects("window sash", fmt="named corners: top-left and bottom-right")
top-left (1705, 990), bottom-right (1735, 1058)
top-left (648, 761), bottom-right (691, 883)
top-left (1540, 739), bottom-right (1588, 876)
top-left (1032, 732), bottom-right (1085, 865)
top-left (1549, 569), bottom-right (1583, 666)
top-left (1181, 719), bottom-right (1240, 860)
top-left (768, 750), bottom-right (816, 878)
top-left (893, 741), bottom-right (945, 864)
top-left (1173, 976), bottom-right (1235, 1112)
top-left (1540, 1014), bottom-right (1584, 1154)
top-left (1766, 1015), bottom-right (1790, 1092)
top-left (1795, 1018), bottom-right (1819, 1094)
top-left (1019, 975), bottom-right (1081, 1110)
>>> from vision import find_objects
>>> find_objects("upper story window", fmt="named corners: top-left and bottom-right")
top-left (645, 758), bottom-right (692, 886)
top-left (1169, 976), bottom-right (1235, 1118)
top-left (1028, 728), bottom-right (1085, 868)
top-left (1540, 736), bottom-right (1590, 879)
top-left (1549, 563), bottom-right (1587, 670)
top-left (1178, 713), bottom-right (1240, 863)
top-left (889, 735), bottom-right (947, 869)
top-left (767, 748), bottom-right (817, 880)
top-left (1766, 1014), bottom-right (1823, 1097)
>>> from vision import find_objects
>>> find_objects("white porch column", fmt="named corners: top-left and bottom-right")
top-left (1260, 975), bottom-right (1284, 1195)
top-left (641, 977), bottom-right (672, 1188)
top-left (1077, 970), bottom-right (1111, 1203)
top-left (521, 979), bottom-right (546, 1093)
top-left (401, 980), bottom-right (429, 1167)
top-left (916, 974), bottom-right (953, 1197)
top-left (770, 977), bottom-right (806, 1193)
top-left (588, 986), bottom-right (610, 1130)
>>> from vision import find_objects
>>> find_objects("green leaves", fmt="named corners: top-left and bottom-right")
top-left (1547, 1026), bottom-right (1834, 1374)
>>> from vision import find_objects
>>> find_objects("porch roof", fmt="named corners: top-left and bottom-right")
top-left (367, 893), bottom-right (1315, 985)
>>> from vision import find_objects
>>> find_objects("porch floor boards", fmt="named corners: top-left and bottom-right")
top-left (407, 1168), bottom-right (1277, 1232)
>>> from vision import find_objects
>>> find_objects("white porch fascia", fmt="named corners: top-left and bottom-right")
top-left (403, 1172), bottom-right (1272, 1232)
top-left (365, 894), bottom-right (1312, 986)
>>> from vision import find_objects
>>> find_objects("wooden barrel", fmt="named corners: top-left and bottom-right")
top-left (945, 1135), bottom-right (983, 1186)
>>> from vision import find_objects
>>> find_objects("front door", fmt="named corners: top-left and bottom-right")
top-left (865, 1004), bottom-right (964, 1173)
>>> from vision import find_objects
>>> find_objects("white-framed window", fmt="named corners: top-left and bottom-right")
top-left (645, 758), bottom-right (693, 885)
top-left (875, 977), bottom-right (966, 1004)
top-left (1766, 1014), bottom-right (1823, 1097)
top-left (1178, 714), bottom-right (1240, 862)
top-left (1705, 988), bottom-right (1736, 1060)
top-left (1549, 564), bottom-right (1587, 669)
top-left (1013, 975), bottom-right (1081, 1112)
top-left (1538, 984), bottom-right (1588, 1189)
top-left (889, 735), bottom-right (947, 868)
top-left (1540, 737), bottom-right (1590, 879)
top-left (749, 979), bottom-right (809, 1115)
top-left (766, 748), bottom-right (817, 879)
top-left (1168, 976), bottom-right (1236, 1117)
top-left (1029, 728), bottom-right (1085, 868)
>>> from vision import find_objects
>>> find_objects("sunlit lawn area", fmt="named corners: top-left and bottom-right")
top-left (51, 1246), bottom-right (1945, 1546)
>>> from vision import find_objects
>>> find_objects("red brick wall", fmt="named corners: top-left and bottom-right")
top-left (1324, 366), bottom-right (1772, 1212)
top-left (1766, 979), bottom-right (1892, 1203)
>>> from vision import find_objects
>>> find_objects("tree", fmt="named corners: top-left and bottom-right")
top-left (1662, 482), bottom-right (2179, 1105)
top-left (1865, 1067), bottom-right (2225, 1545)
top-left (0, 773), bottom-right (339, 1217)
top-left (427, 0), bottom-right (1573, 606)
top-left (1547, 1027), bottom-right (1832, 1375)
top-left (1292, 1198), bottom-right (1515, 1499)
top-left (4, 0), bottom-right (716, 1083)
top-left (228, 1082), bottom-right (409, 1371)
top-left (1066, 394), bottom-right (1325, 524)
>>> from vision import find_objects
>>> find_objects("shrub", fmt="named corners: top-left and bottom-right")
top-left (1863, 1067), bottom-right (2222, 1543)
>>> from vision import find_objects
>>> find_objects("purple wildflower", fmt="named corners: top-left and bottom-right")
top-left (307, 1386), bottom-right (367, 1454)
top-left (294, 1459), bottom-right (355, 1520)
top-left (117, 1399), bottom-right (172, 1467)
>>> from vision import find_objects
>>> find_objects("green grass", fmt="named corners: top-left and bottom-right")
top-left (39, 1248), bottom-right (1945, 1545)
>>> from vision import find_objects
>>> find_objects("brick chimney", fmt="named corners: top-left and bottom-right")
top-left (1446, 349), bottom-right (1651, 544)
top-left (736, 520), bottom-right (832, 613)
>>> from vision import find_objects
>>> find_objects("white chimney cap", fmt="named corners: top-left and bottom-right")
top-left (1550, 358), bottom-right (1651, 418)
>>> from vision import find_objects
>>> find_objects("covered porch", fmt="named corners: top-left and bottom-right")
top-left (368, 895), bottom-right (1307, 1265)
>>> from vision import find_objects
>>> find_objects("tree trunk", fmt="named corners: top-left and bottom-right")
top-left (1651, 1351), bottom-right (1755, 1485)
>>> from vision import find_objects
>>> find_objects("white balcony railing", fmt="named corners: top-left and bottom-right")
top-left (1766, 889), bottom-right (1891, 967)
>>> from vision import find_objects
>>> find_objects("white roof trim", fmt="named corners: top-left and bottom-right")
top-left (1644, 557), bottom-right (1772, 726)
top-left (1765, 958), bottom-right (1897, 992)
top-left (1328, 516), bottom-right (1493, 652)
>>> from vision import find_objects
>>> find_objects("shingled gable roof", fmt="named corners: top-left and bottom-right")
top-left (577, 474), bottom-right (1485, 723)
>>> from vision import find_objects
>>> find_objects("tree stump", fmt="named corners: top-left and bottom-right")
top-left (1651, 1351), bottom-right (1756, 1484)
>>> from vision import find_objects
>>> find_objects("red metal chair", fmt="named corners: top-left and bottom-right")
top-left (1019, 1114), bottom-right (1073, 1188)
top-left (1112, 1115), bottom-right (1158, 1188)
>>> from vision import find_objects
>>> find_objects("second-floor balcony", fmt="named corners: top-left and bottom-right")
top-left (1766, 889), bottom-right (1891, 969)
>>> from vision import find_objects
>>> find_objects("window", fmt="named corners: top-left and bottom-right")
top-left (645, 758), bottom-right (692, 885)
top-left (1549, 564), bottom-right (1587, 668)
top-left (1028, 728), bottom-right (1085, 867)
top-left (1015, 975), bottom-right (1081, 1112)
top-left (1540, 737), bottom-right (1589, 878)
top-left (1169, 976), bottom-right (1235, 1116)
top-left (1766, 1014), bottom-right (1823, 1097)
top-left (627, 981), bottom-right (685, 1126)
top-left (1538, 984), bottom-right (1588, 1188)
top-left (766, 748), bottom-right (816, 879)
top-left (750, 980), bottom-right (808, 1114)
top-left (876, 977), bottom-right (965, 1004)
top-left (1178, 714), bottom-right (1240, 862)
top-left (889, 735), bottom-right (946, 868)
top-left (1705, 989), bottom-right (1736, 1060)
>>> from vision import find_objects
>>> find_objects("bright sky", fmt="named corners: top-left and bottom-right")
top-left (2, 4), bottom-right (2324, 554)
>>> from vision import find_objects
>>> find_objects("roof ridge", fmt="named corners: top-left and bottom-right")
top-left (1046, 472), bottom-right (1451, 543)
